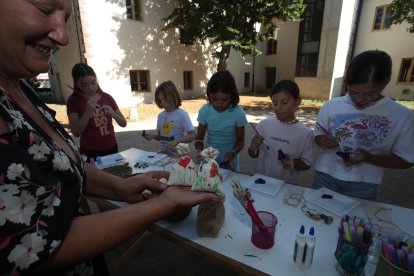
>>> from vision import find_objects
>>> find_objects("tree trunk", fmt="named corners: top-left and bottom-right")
top-left (216, 45), bottom-right (232, 71)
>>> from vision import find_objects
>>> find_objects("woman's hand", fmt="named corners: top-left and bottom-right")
top-left (158, 186), bottom-right (219, 210)
top-left (117, 171), bottom-right (170, 202)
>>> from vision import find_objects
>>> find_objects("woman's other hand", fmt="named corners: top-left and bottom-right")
top-left (117, 171), bottom-right (170, 202)
top-left (159, 186), bottom-right (219, 210)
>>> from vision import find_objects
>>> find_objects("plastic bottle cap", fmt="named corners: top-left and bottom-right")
top-left (309, 227), bottom-right (314, 236)
top-left (300, 225), bottom-right (305, 234)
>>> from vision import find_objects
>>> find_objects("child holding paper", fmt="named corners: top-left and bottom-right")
top-left (143, 80), bottom-right (196, 150)
top-left (248, 80), bottom-right (313, 184)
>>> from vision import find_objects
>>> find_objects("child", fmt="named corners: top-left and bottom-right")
top-left (67, 63), bottom-right (127, 161)
top-left (248, 79), bottom-right (313, 184)
top-left (313, 50), bottom-right (414, 200)
top-left (196, 71), bottom-right (248, 172)
top-left (143, 80), bottom-right (196, 150)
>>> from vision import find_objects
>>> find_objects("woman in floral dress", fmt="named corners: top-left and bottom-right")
top-left (0, 1), bottom-right (217, 275)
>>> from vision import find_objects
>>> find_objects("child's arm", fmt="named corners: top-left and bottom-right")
top-left (168, 131), bottom-right (196, 147)
top-left (248, 133), bottom-right (264, 158)
top-left (195, 124), bottom-right (207, 151)
top-left (281, 158), bottom-right (310, 171)
top-left (224, 126), bottom-right (245, 161)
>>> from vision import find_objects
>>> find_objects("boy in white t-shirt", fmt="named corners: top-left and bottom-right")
top-left (248, 80), bottom-right (314, 184)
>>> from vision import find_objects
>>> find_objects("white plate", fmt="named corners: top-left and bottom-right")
top-left (304, 187), bottom-right (359, 216)
top-left (244, 174), bottom-right (284, 197)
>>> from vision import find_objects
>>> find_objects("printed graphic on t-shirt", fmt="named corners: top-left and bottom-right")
top-left (161, 118), bottom-right (175, 135)
top-left (92, 109), bottom-right (110, 136)
top-left (331, 113), bottom-right (390, 151)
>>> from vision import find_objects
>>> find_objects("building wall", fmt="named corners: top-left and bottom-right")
top-left (57, 0), bottom-right (218, 107)
top-left (354, 0), bottom-right (414, 100)
top-left (51, 0), bottom-right (414, 105)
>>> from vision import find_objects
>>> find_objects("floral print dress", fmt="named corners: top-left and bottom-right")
top-left (0, 81), bottom-right (92, 275)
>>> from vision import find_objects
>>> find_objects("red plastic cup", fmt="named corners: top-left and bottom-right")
top-left (251, 211), bottom-right (277, 249)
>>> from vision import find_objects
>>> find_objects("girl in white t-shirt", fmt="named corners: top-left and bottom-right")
top-left (248, 80), bottom-right (314, 184)
top-left (143, 81), bottom-right (196, 150)
top-left (313, 50), bottom-right (414, 200)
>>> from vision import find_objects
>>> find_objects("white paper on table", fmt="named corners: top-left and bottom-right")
top-left (95, 153), bottom-right (125, 168)
top-left (304, 187), bottom-right (359, 216)
top-left (244, 174), bottom-right (284, 197)
top-left (136, 152), bottom-right (168, 164)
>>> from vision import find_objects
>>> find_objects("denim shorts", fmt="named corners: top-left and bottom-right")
top-left (313, 171), bottom-right (378, 201)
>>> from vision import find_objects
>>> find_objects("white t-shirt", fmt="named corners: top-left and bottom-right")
top-left (314, 94), bottom-right (414, 184)
top-left (254, 117), bottom-right (314, 184)
top-left (157, 108), bottom-right (195, 148)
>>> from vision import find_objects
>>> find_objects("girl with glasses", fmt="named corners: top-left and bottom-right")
top-left (313, 50), bottom-right (414, 200)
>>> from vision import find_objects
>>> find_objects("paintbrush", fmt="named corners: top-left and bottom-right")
top-left (250, 123), bottom-right (270, 150)
top-left (315, 122), bottom-right (345, 150)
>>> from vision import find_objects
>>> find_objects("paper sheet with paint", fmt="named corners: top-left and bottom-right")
top-left (136, 152), bottom-right (167, 164)
top-left (304, 187), bottom-right (359, 216)
top-left (245, 174), bottom-right (284, 197)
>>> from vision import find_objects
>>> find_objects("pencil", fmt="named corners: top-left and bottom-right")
top-left (250, 123), bottom-right (270, 150)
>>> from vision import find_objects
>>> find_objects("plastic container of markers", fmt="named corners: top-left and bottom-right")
top-left (375, 251), bottom-right (414, 275)
top-left (335, 229), bottom-right (372, 276)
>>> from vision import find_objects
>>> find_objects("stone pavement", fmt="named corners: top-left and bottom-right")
top-left (105, 109), bottom-right (414, 275)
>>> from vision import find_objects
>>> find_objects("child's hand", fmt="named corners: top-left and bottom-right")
top-left (316, 134), bottom-right (340, 150)
top-left (86, 99), bottom-right (98, 116)
top-left (250, 134), bottom-right (264, 151)
top-left (101, 105), bottom-right (115, 117)
top-left (224, 150), bottom-right (235, 162)
top-left (343, 148), bottom-right (369, 167)
top-left (144, 133), bottom-right (155, 141)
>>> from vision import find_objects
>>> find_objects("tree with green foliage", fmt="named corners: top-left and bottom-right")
top-left (162, 0), bottom-right (305, 71)
top-left (391, 0), bottom-right (414, 33)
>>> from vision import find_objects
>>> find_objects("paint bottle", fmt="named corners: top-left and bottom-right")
top-left (304, 227), bottom-right (315, 268)
top-left (293, 225), bottom-right (306, 267)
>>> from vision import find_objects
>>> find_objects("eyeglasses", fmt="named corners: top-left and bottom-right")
top-left (347, 89), bottom-right (382, 100)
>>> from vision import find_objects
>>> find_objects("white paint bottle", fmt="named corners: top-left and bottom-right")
top-left (304, 226), bottom-right (315, 268)
top-left (293, 225), bottom-right (306, 267)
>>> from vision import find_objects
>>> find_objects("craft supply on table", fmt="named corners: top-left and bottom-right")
top-left (231, 178), bottom-right (263, 226)
top-left (304, 187), bottom-right (359, 216)
top-left (250, 122), bottom-right (270, 150)
top-left (245, 174), bottom-right (284, 197)
top-left (251, 211), bottom-right (277, 249)
top-left (375, 230), bottom-right (414, 275)
top-left (335, 215), bottom-right (375, 275)
top-left (293, 225), bottom-right (306, 267)
top-left (304, 227), bottom-right (316, 268)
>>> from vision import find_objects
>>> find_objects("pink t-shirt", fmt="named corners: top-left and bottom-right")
top-left (67, 92), bottom-right (118, 151)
